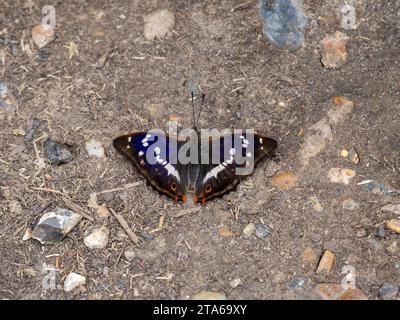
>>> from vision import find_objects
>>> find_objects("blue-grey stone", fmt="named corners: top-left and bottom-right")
top-left (44, 139), bottom-right (73, 165)
top-left (394, 261), bottom-right (400, 272)
top-left (377, 225), bottom-right (386, 238)
top-left (361, 181), bottom-right (394, 196)
top-left (260, 0), bottom-right (307, 50)
top-left (32, 208), bottom-right (82, 244)
top-left (24, 119), bottom-right (41, 141)
top-left (288, 277), bottom-right (309, 289)
top-left (255, 223), bottom-right (272, 238)
top-left (0, 80), bottom-right (9, 109)
top-left (379, 282), bottom-right (399, 300)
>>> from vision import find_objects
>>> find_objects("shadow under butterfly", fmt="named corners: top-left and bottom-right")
top-left (113, 93), bottom-right (278, 205)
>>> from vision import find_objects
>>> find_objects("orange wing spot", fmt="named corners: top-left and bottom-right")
top-left (182, 195), bottom-right (187, 203)
top-left (202, 197), bottom-right (206, 205)
top-left (174, 195), bottom-right (178, 204)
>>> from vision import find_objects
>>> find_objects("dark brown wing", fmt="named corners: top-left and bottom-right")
top-left (193, 132), bottom-right (277, 204)
top-left (113, 131), bottom-right (189, 203)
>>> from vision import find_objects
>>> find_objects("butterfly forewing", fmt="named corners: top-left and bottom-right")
top-left (113, 132), bottom-right (189, 202)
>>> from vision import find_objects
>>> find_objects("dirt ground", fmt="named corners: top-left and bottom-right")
top-left (0, 0), bottom-right (399, 300)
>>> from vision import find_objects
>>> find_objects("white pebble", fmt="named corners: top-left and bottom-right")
top-left (327, 168), bottom-right (356, 185)
top-left (85, 139), bottom-right (105, 158)
top-left (84, 226), bottom-right (110, 249)
top-left (243, 223), bottom-right (256, 237)
top-left (230, 278), bottom-right (242, 288)
top-left (64, 272), bottom-right (86, 292)
top-left (143, 9), bottom-right (175, 40)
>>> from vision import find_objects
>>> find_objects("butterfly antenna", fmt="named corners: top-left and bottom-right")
top-left (195, 93), bottom-right (205, 131)
top-left (191, 91), bottom-right (196, 130)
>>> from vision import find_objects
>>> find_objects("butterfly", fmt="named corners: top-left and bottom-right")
top-left (113, 93), bottom-right (277, 205)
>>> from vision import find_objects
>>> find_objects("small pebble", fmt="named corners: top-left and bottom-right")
top-left (0, 80), bottom-right (16, 110)
top-left (340, 149), bottom-right (349, 158)
top-left (316, 250), bottom-right (335, 275)
top-left (271, 171), bottom-right (298, 190)
top-left (143, 9), bottom-right (175, 41)
top-left (309, 196), bottom-right (324, 212)
top-left (387, 219), bottom-right (400, 234)
top-left (342, 197), bottom-right (358, 210)
top-left (320, 31), bottom-right (349, 69)
top-left (349, 147), bottom-right (359, 165)
top-left (38, 47), bottom-right (51, 61)
top-left (302, 248), bottom-right (317, 264)
top-left (138, 230), bottom-right (155, 241)
top-left (242, 223), bottom-right (256, 237)
top-left (355, 228), bottom-right (367, 238)
top-left (381, 203), bottom-right (400, 215)
top-left (377, 225), bottom-right (386, 238)
top-left (146, 103), bottom-right (166, 120)
top-left (260, 0), bottom-right (308, 51)
top-left (340, 3), bottom-right (358, 29)
top-left (0, 80), bottom-right (7, 97)
top-left (192, 291), bottom-right (226, 300)
top-left (386, 241), bottom-right (398, 254)
top-left (31, 24), bottom-right (55, 49)
top-left (22, 228), bottom-right (32, 241)
top-left (360, 180), bottom-right (393, 196)
top-left (23, 267), bottom-right (38, 278)
top-left (32, 208), bottom-right (82, 245)
top-left (229, 278), bottom-right (242, 288)
top-left (327, 168), bottom-right (355, 185)
top-left (287, 277), bottom-right (309, 289)
top-left (272, 272), bottom-right (286, 283)
top-left (394, 261), bottom-right (400, 272)
top-left (85, 139), bottom-right (105, 158)
top-left (13, 128), bottom-right (26, 136)
top-left (66, 41), bottom-right (79, 59)
top-left (327, 96), bottom-right (354, 125)
top-left (124, 250), bottom-right (136, 262)
top-left (218, 227), bottom-right (234, 238)
top-left (24, 119), bottom-right (41, 141)
top-left (11, 43), bottom-right (19, 56)
top-left (83, 226), bottom-right (110, 249)
top-left (95, 205), bottom-right (110, 218)
top-left (87, 192), bottom-right (99, 209)
top-left (44, 139), bottom-right (73, 165)
top-left (337, 288), bottom-right (368, 300)
top-left (314, 283), bottom-right (345, 300)
top-left (9, 200), bottom-right (22, 215)
top-left (64, 272), bottom-right (86, 292)
top-left (378, 282), bottom-right (399, 300)
top-left (255, 223), bottom-right (272, 239)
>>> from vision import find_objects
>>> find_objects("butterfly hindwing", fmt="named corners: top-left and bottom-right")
top-left (113, 132), bottom-right (189, 202)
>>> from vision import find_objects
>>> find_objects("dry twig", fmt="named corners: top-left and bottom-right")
top-left (110, 208), bottom-right (141, 245)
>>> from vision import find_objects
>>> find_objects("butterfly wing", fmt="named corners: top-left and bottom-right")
top-left (194, 132), bottom-right (277, 204)
top-left (113, 132), bottom-right (189, 203)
